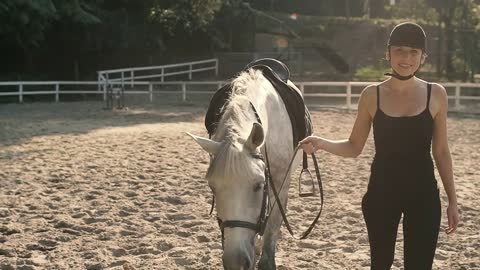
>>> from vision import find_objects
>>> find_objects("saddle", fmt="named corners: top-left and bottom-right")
top-left (205, 58), bottom-right (312, 147)
top-left (205, 58), bottom-right (317, 197)
top-left (245, 58), bottom-right (290, 83)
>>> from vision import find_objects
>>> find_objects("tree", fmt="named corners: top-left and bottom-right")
top-left (390, 0), bottom-right (479, 81)
top-left (0, 0), bottom-right (103, 80)
top-left (148, 0), bottom-right (223, 36)
top-left (0, 0), bottom-right (101, 49)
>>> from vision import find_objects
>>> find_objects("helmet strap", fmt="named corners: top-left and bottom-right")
top-left (385, 50), bottom-right (420, 80)
top-left (384, 69), bottom-right (415, 80)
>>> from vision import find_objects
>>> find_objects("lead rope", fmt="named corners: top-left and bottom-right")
top-left (264, 143), bottom-right (324, 239)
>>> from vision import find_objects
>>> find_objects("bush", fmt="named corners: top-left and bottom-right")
top-left (354, 61), bottom-right (389, 81)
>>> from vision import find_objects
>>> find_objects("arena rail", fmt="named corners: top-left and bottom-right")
top-left (0, 81), bottom-right (479, 111)
top-left (96, 58), bottom-right (219, 89)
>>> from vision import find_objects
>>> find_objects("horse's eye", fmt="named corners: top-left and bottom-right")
top-left (253, 182), bottom-right (263, 192)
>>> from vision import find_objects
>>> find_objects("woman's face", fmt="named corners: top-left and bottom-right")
top-left (386, 46), bottom-right (425, 76)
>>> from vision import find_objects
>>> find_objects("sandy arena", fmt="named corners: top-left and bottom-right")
top-left (0, 101), bottom-right (478, 269)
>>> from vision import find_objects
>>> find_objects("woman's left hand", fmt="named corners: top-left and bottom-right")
top-left (445, 203), bottom-right (459, 234)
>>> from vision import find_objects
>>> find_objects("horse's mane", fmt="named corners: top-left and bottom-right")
top-left (207, 69), bottom-right (268, 183)
top-left (214, 69), bottom-right (267, 143)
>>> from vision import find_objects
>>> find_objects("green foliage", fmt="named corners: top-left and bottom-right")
top-left (387, 0), bottom-right (439, 23)
top-left (0, 0), bottom-right (56, 47)
top-left (388, 0), bottom-right (479, 81)
top-left (354, 61), bottom-right (389, 81)
top-left (54, 0), bottom-right (102, 24)
top-left (1, 0), bottom-right (477, 81)
top-left (211, 1), bottom-right (256, 51)
top-left (0, 0), bottom-right (101, 48)
top-left (148, 0), bottom-right (222, 36)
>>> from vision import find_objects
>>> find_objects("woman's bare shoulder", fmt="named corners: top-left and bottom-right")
top-left (430, 82), bottom-right (447, 94)
top-left (429, 82), bottom-right (448, 116)
top-left (429, 83), bottom-right (448, 103)
top-left (360, 84), bottom-right (378, 99)
top-left (359, 84), bottom-right (379, 117)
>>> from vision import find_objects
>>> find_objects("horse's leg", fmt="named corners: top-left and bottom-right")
top-left (258, 176), bottom-right (290, 270)
top-left (258, 225), bottom-right (279, 270)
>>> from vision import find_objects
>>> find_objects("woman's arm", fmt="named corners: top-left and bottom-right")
top-left (431, 83), bottom-right (459, 234)
top-left (300, 86), bottom-right (375, 158)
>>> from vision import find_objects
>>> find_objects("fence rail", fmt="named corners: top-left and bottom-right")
top-left (1, 81), bottom-right (479, 111)
top-left (97, 59), bottom-right (218, 88)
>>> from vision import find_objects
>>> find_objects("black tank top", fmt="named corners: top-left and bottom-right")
top-left (370, 83), bottom-right (436, 193)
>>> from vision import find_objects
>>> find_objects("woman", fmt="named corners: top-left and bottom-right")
top-left (300, 22), bottom-right (459, 269)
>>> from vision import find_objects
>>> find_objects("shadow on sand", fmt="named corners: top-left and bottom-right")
top-left (0, 100), bottom-right (208, 146)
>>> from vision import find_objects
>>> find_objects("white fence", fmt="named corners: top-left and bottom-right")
top-left (1, 81), bottom-right (479, 111)
top-left (97, 59), bottom-right (218, 87)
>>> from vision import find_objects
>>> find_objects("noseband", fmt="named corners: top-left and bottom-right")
top-left (216, 152), bottom-right (270, 247)
top-left (214, 105), bottom-right (272, 247)
top-left (210, 102), bottom-right (324, 249)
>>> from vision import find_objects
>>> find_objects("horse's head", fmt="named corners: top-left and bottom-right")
top-left (188, 122), bottom-right (267, 270)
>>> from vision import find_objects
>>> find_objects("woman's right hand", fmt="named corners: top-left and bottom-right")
top-left (299, 136), bottom-right (323, 154)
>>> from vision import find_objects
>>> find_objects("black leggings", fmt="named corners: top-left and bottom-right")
top-left (362, 189), bottom-right (441, 270)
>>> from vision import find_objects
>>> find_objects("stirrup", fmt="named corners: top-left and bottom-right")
top-left (298, 168), bottom-right (316, 197)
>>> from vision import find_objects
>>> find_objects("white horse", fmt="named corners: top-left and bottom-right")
top-left (188, 69), bottom-right (299, 269)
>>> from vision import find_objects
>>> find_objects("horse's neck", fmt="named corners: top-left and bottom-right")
top-left (212, 71), bottom-right (279, 144)
top-left (212, 95), bottom-right (257, 143)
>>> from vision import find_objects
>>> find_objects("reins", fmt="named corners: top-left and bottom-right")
top-left (264, 143), bottom-right (324, 239)
top-left (210, 102), bottom-right (324, 246)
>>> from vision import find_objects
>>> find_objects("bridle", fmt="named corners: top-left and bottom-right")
top-left (215, 151), bottom-right (270, 247)
top-left (210, 102), bottom-right (324, 249)
top-left (213, 103), bottom-right (272, 248)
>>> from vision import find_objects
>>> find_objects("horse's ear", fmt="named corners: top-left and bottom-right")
top-left (245, 122), bottom-right (264, 151)
top-left (186, 132), bottom-right (221, 155)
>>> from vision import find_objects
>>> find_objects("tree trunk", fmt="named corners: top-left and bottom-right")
top-left (471, 33), bottom-right (478, 82)
top-left (345, 0), bottom-right (351, 20)
top-left (444, 10), bottom-right (455, 80)
top-left (436, 17), bottom-right (443, 77)
top-left (363, 0), bottom-right (370, 18)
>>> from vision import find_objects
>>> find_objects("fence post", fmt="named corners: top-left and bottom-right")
top-left (130, 70), bottom-right (134, 88)
top-left (161, 68), bottom-right (164, 82)
top-left (215, 59), bottom-right (219, 76)
top-left (19, 84), bottom-right (23, 103)
top-left (182, 83), bottom-right (187, 102)
top-left (103, 81), bottom-right (107, 101)
top-left (121, 72), bottom-right (124, 88)
top-left (55, 83), bottom-right (60, 102)
top-left (455, 84), bottom-right (461, 110)
top-left (149, 83), bottom-right (153, 102)
top-left (346, 82), bottom-right (352, 109)
top-left (97, 73), bottom-right (102, 91)
top-left (189, 64), bottom-right (192, 80)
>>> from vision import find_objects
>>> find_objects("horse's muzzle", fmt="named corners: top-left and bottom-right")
top-left (222, 248), bottom-right (253, 270)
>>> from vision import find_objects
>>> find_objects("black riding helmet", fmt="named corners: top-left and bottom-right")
top-left (385, 22), bottom-right (427, 80)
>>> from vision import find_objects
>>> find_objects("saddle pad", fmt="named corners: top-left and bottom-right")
top-left (205, 63), bottom-right (312, 147)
